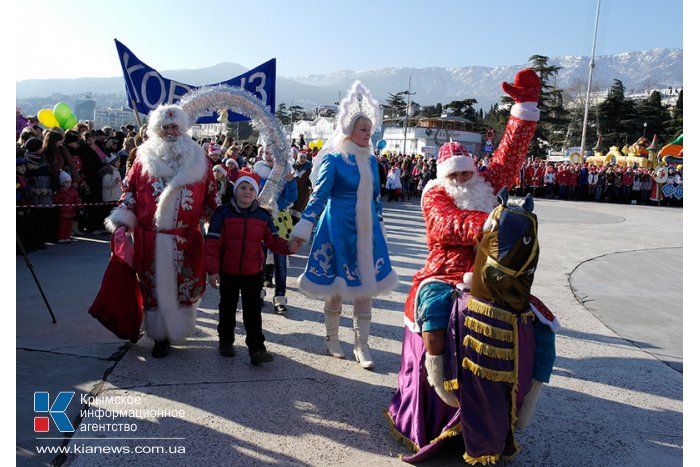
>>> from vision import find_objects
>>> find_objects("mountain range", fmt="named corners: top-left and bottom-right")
top-left (16, 48), bottom-right (682, 113)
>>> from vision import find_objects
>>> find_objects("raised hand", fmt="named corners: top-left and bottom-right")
top-left (502, 69), bottom-right (541, 103)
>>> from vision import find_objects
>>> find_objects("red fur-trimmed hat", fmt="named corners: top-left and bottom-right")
top-left (436, 141), bottom-right (476, 178)
top-left (233, 169), bottom-right (260, 196)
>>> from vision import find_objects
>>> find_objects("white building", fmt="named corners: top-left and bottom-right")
top-left (291, 116), bottom-right (335, 142)
top-left (94, 107), bottom-right (138, 129)
top-left (382, 116), bottom-right (482, 158)
top-left (190, 123), bottom-right (227, 139)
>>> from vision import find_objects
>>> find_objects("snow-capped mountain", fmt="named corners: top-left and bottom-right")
top-left (16, 48), bottom-right (682, 112)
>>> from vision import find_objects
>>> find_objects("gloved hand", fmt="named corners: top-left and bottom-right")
top-left (502, 69), bottom-right (541, 103)
top-left (425, 354), bottom-right (459, 407)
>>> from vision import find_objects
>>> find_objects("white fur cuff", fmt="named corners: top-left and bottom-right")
top-left (511, 102), bottom-right (540, 122)
top-left (104, 207), bottom-right (137, 233)
top-left (290, 218), bottom-right (313, 242)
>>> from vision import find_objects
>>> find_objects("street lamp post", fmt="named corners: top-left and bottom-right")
top-left (643, 122), bottom-right (647, 137)
top-left (400, 77), bottom-right (416, 156)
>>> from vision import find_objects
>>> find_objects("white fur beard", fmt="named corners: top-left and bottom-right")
top-left (441, 175), bottom-right (497, 213)
top-left (139, 136), bottom-right (201, 179)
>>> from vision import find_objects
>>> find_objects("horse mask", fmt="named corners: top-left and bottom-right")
top-left (470, 187), bottom-right (539, 312)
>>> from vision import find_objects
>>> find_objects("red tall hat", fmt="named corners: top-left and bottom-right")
top-left (436, 141), bottom-right (476, 178)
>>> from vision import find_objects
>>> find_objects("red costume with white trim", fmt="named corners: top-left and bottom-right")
top-left (403, 77), bottom-right (540, 332)
top-left (105, 105), bottom-right (218, 342)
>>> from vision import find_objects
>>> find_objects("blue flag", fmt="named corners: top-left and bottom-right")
top-left (114, 39), bottom-right (275, 123)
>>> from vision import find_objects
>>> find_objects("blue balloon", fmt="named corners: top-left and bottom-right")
top-left (377, 139), bottom-right (387, 150)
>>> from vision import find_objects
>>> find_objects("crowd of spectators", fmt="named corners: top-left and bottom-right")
top-left (372, 151), bottom-right (682, 208)
top-left (514, 159), bottom-right (683, 206)
top-left (16, 113), bottom-right (682, 256)
top-left (16, 116), bottom-right (140, 253)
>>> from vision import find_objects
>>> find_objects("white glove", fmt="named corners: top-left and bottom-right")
top-left (425, 354), bottom-right (459, 407)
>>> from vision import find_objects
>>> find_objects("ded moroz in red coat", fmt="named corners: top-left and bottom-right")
top-left (105, 136), bottom-right (218, 342)
top-left (403, 110), bottom-right (538, 331)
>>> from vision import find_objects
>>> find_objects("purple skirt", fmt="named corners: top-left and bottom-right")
top-left (385, 326), bottom-right (461, 462)
top-left (387, 292), bottom-right (536, 464)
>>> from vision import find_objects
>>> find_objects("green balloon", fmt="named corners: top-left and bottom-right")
top-left (61, 113), bottom-right (78, 129)
top-left (53, 102), bottom-right (72, 125)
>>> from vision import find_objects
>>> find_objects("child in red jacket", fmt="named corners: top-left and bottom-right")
top-left (53, 171), bottom-right (82, 243)
top-left (204, 171), bottom-right (299, 365)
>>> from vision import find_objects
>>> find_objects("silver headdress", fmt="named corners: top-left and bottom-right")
top-left (310, 81), bottom-right (381, 183)
top-left (337, 81), bottom-right (382, 135)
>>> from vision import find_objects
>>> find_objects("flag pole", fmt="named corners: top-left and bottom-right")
top-left (580, 0), bottom-right (602, 160)
top-left (130, 98), bottom-right (143, 128)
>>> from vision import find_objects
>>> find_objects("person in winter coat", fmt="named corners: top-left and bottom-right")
top-left (104, 104), bottom-right (219, 358)
top-left (385, 166), bottom-right (402, 202)
top-left (254, 147), bottom-right (298, 315)
top-left (100, 154), bottom-right (123, 204)
top-left (205, 171), bottom-right (297, 365)
top-left (290, 151), bottom-right (312, 223)
top-left (53, 171), bottom-right (82, 243)
top-left (24, 138), bottom-right (54, 250)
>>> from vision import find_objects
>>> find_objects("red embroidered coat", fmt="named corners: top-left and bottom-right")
top-left (119, 158), bottom-right (218, 312)
top-left (403, 115), bottom-right (537, 330)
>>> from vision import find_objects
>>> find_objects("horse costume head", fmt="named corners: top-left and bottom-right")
top-left (470, 187), bottom-right (539, 312)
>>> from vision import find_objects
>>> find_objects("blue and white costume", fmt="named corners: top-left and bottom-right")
top-left (293, 139), bottom-right (397, 299)
top-left (289, 81), bottom-right (396, 369)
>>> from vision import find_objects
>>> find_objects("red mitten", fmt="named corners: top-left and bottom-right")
top-left (502, 69), bottom-right (541, 103)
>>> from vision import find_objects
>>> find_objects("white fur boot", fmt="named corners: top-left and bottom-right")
top-left (353, 318), bottom-right (375, 370)
top-left (324, 310), bottom-right (345, 359)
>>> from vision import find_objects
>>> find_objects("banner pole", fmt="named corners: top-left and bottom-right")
top-left (130, 98), bottom-right (143, 128)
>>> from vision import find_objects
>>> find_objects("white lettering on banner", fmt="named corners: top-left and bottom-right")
top-left (168, 81), bottom-right (194, 105)
top-left (123, 52), bottom-right (145, 104)
top-left (249, 72), bottom-right (267, 106)
top-left (141, 72), bottom-right (166, 110)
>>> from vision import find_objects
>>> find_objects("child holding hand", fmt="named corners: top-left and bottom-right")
top-left (204, 170), bottom-right (299, 365)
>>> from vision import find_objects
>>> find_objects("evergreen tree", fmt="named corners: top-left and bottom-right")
top-left (444, 98), bottom-right (478, 120)
top-left (386, 93), bottom-right (407, 119)
top-left (526, 54), bottom-right (569, 158)
top-left (275, 103), bottom-right (291, 125)
top-left (597, 79), bottom-right (638, 146)
top-left (662, 89), bottom-right (683, 141)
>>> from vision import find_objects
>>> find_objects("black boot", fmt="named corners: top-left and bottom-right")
top-left (152, 339), bottom-right (170, 358)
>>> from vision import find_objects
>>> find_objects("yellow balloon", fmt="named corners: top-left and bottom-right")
top-left (315, 139), bottom-right (323, 148)
top-left (37, 109), bottom-right (60, 128)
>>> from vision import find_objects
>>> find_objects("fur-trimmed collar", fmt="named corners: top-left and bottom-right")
top-left (339, 139), bottom-right (373, 158)
top-left (138, 136), bottom-right (208, 188)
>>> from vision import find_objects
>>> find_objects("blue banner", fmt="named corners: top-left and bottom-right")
top-left (114, 39), bottom-right (275, 123)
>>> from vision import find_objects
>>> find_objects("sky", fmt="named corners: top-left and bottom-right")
top-left (13, 0), bottom-right (684, 81)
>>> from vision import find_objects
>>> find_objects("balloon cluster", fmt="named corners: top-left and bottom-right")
top-left (307, 139), bottom-right (324, 150)
top-left (37, 102), bottom-right (78, 129)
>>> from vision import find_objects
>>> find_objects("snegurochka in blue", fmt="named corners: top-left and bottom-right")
top-left (290, 110), bottom-right (398, 370)
top-left (293, 139), bottom-right (397, 299)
